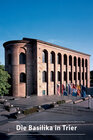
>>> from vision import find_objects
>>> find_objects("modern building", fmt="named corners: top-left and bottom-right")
top-left (3, 38), bottom-right (90, 97)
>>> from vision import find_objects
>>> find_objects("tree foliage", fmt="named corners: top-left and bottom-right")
top-left (0, 65), bottom-right (11, 96)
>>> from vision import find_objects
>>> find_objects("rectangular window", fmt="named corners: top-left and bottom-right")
top-left (58, 71), bottom-right (61, 81)
top-left (85, 72), bottom-right (87, 80)
top-left (82, 72), bottom-right (84, 80)
top-left (50, 71), bottom-right (54, 81)
top-left (42, 71), bottom-right (47, 82)
top-left (78, 72), bottom-right (80, 80)
top-left (74, 72), bottom-right (76, 80)
top-left (64, 72), bottom-right (67, 81)
top-left (69, 72), bottom-right (72, 81)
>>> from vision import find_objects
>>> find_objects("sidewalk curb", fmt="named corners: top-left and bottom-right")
top-left (73, 96), bottom-right (89, 104)
top-left (73, 99), bottom-right (83, 104)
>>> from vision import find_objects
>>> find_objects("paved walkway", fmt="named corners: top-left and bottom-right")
top-left (4, 95), bottom-right (80, 110)
top-left (0, 95), bottom-right (81, 127)
top-left (0, 95), bottom-right (93, 136)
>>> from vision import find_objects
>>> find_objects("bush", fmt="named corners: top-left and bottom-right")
top-left (23, 107), bottom-right (38, 115)
top-left (56, 100), bottom-right (65, 104)
top-left (0, 65), bottom-right (11, 96)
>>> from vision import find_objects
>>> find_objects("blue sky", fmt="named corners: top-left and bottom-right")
top-left (0, 0), bottom-right (93, 70)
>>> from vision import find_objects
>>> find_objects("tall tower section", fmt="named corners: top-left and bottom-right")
top-left (3, 39), bottom-right (37, 97)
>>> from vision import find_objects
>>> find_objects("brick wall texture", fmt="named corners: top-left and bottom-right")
top-left (3, 38), bottom-right (90, 97)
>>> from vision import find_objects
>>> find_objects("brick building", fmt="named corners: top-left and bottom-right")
top-left (3, 38), bottom-right (90, 97)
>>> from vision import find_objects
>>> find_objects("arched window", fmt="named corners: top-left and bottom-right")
top-left (78, 57), bottom-right (80, 67)
top-left (50, 51), bottom-right (55, 64)
top-left (85, 59), bottom-right (87, 67)
top-left (69, 55), bottom-right (72, 66)
top-left (58, 53), bottom-right (61, 64)
top-left (82, 58), bottom-right (84, 67)
top-left (8, 54), bottom-right (11, 65)
top-left (42, 50), bottom-right (48, 63)
top-left (20, 73), bottom-right (26, 83)
top-left (64, 54), bottom-right (67, 65)
top-left (19, 53), bottom-right (26, 64)
top-left (74, 56), bottom-right (76, 66)
top-left (50, 71), bottom-right (54, 81)
top-left (42, 71), bottom-right (47, 82)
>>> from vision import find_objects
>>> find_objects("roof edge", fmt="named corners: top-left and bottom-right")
top-left (23, 37), bottom-right (91, 56)
top-left (3, 40), bottom-right (30, 47)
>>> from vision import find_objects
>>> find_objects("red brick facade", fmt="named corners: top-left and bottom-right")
top-left (3, 38), bottom-right (90, 97)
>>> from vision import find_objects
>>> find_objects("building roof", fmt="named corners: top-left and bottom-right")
top-left (3, 40), bottom-right (30, 47)
top-left (23, 37), bottom-right (90, 56)
top-left (3, 37), bottom-right (90, 56)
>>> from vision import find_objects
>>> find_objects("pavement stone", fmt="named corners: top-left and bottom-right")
top-left (3, 95), bottom-right (80, 110)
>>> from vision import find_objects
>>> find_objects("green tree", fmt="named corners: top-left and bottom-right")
top-left (0, 65), bottom-right (11, 96)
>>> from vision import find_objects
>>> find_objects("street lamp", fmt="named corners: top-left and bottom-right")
top-left (88, 95), bottom-right (91, 109)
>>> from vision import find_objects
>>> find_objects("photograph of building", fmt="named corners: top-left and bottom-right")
top-left (3, 38), bottom-right (90, 97)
